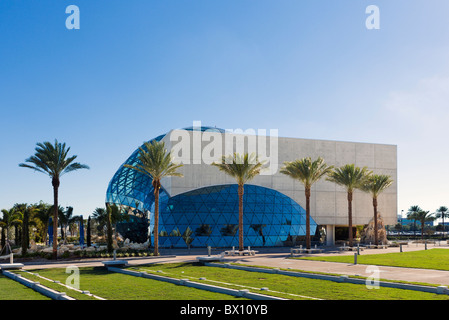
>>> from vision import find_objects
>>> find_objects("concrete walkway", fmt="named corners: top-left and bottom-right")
top-left (17, 242), bottom-right (449, 287)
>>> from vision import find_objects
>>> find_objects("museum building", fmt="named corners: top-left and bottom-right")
top-left (106, 125), bottom-right (397, 248)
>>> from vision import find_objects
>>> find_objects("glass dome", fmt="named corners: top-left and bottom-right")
top-left (106, 128), bottom-right (316, 247)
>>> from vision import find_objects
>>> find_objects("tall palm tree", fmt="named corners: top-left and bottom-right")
top-left (0, 208), bottom-right (22, 254)
top-left (435, 206), bottom-right (449, 239)
top-left (281, 157), bottom-right (333, 249)
top-left (327, 164), bottom-right (371, 247)
top-left (212, 153), bottom-right (265, 251)
top-left (19, 140), bottom-right (89, 259)
top-left (407, 205), bottom-right (422, 237)
top-left (124, 140), bottom-right (183, 256)
top-left (361, 174), bottom-right (393, 246)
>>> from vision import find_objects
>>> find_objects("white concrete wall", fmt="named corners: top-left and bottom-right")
top-left (161, 129), bottom-right (398, 227)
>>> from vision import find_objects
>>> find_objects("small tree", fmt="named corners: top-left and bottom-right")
top-left (0, 208), bottom-right (22, 254)
top-left (105, 204), bottom-right (122, 252)
top-left (86, 216), bottom-right (92, 247)
top-left (407, 205), bottom-right (422, 237)
top-left (435, 206), bottom-right (449, 239)
top-left (17, 204), bottom-right (36, 256)
top-left (416, 210), bottom-right (435, 240)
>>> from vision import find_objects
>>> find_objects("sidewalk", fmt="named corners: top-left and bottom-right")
top-left (222, 243), bottom-right (449, 286)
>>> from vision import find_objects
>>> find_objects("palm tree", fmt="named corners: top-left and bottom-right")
top-left (415, 210), bottom-right (435, 240)
top-left (33, 202), bottom-right (53, 244)
top-left (435, 206), bottom-right (449, 239)
top-left (19, 140), bottom-right (89, 259)
top-left (0, 208), bottom-right (22, 254)
top-left (124, 140), bottom-right (183, 256)
top-left (92, 207), bottom-right (107, 237)
top-left (212, 153), bottom-right (265, 251)
top-left (103, 204), bottom-right (126, 252)
top-left (407, 205), bottom-right (422, 237)
top-left (281, 157), bottom-right (333, 249)
top-left (361, 174), bottom-right (393, 246)
top-left (59, 206), bottom-right (78, 244)
top-left (327, 164), bottom-right (371, 247)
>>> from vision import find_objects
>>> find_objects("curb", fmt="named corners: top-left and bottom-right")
top-left (20, 255), bottom-right (178, 267)
top-left (2, 270), bottom-right (75, 300)
top-left (107, 266), bottom-right (286, 300)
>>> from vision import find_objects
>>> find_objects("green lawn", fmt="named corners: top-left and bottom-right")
top-left (8, 255), bottom-right (449, 300)
top-left (20, 267), bottom-right (246, 300)
top-left (131, 262), bottom-right (449, 300)
top-left (296, 248), bottom-right (449, 270)
top-left (0, 274), bottom-right (50, 300)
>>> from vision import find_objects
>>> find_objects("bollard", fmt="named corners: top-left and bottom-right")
top-left (10, 253), bottom-right (13, 264)
top-left (207, 246), bottom-right (211, 257)
top-left (113, 250), bottom-right (117, 261)
top-left (354, 253), bottom-right (357, 265)
top-left (400, 244), bottom-right (403, 252)
top-left (425, 241), bottom-right (427, 250)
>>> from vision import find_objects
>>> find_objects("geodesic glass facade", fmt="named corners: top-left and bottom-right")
top-left (158, 184), bottom-right (316, 248)
top-left (106, 127), bottom-right (317, 247)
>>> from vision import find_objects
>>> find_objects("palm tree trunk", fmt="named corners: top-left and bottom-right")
top-left (153, 182), bottom-right (160, 256)
top-left (238, 184), bottom-right (244, 251)
top-left (52, 177), bottom-right (60, 260)
top-left (373, 197), bottom-right (378, 246)
top-left (305, 187), bottom-right (311, 249)
top-left (348, 192), bottom-right (353, 247)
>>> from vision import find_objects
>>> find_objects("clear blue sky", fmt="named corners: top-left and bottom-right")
top-left (1, 1), bottom-right (449, 219)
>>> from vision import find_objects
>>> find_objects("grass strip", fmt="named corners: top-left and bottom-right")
top-left (295, 248), bottom-right (449, 271)
top-left (12, 270), bottom-right (98, 300)
top-left (23, 266), bottom-right (246, 300)
top-left (133, 262), bottom-right (449, 300)
top-left (0, 273), bottom-right (50, 300)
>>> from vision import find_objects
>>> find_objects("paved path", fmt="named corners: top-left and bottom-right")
top-left (18, 242), bottom-right (449, 287)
